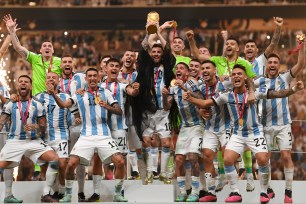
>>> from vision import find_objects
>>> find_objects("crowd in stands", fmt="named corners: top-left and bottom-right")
top-left (1, 0), bottom-right (306, 6)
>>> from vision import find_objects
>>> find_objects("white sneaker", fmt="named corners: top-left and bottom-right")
top-left (246, 174), bottom-right (255, 192)
top-left (215, 174), bottom-right (227, 192)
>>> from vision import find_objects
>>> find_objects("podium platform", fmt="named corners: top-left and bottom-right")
top-left (0, 180), bottom-right (305, 203)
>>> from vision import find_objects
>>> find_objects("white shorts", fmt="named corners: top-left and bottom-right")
top-left (70, 136), bottom-right (120, 166)
top-left (142, 110), bottom-right (171, 139)
top-left (175, 125), bottom-right (203, 155)
top-left (0, 139), bottom-right (53, 168)
top-left (68, 125), bottom-right (81, 153)
top-left (202, 129), bottom-right (231, 152)
top-left (225, 134), bottom-right (268, 156)
top-left (49, 140), bottom-right (69, 158)
top-left (264, 124), bottom-right (292, 151)
top-left (127, 125), bottom-right (142, 150)
top-left (111, 129), bottom-right (128, 155)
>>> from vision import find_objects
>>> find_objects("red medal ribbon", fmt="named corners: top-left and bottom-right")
top-left (60, 74), bottom-right (72, 93)
top-left (41, 56), bottom-right (53, 73)
top-left (226, 56), bottom-right (238, 75)
top-left (205, 83), bottom-right (216, 100)
top-left (234, 89), bottom-right (247, 123)
top-left (121, 72), bottom-right (133, 82)
top-left (18, 98), bottom-right (31, 125)
top-left (87, 86), bottom-right (98, 98)
top-left (288, 41), bottom-right (304, 55)
top-left (106, 80), bottom-right (118, 98)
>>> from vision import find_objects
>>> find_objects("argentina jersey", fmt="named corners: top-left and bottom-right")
top-left (37, 92), bottom-right (78, 141)
top-left (154, 65), bottom-right (166, 110)
top-left (2, 98), bottom-right (45, 140)
top-left (169, 79), bottom-right (203, 127)
top-left (213, 89), bottom-right (268, 137)
top-left (254, 71), bottom-right (293, 126)
top-left (71, 88), bottom-right (118, 137)
top-left (58, 77), bottom-right (73, 95)
top-left (99, 82), bottom-right (128, 131)
top-left (251, 54), bottom-right (267, 77)
top-left (70, 72), bottom-right (86, 96)
top-left (198, 80), bottom-right (231, 132)
top-left (0, 84), bottom-right (10, 132)
top-left (117, 70), bottom-right (138, 83)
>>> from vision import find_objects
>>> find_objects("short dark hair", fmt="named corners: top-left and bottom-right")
top-left (173, 37), bottom-right (184, 42)
top-left (152, 43), bottom-right (164, 51)
top-left (190, 59), bottom-right (201, 64)
top-left (232, 64), bottom-right (246, 73)
top-left (100, 55), bottom-right (112, 63)
top-left (245, 39), bottom-right (257, 46)
top-left (176, 62), bottom-right (189, 70)
top-left (18, 75), bottom-right (32, 83)
top-left (42, 39), bottom-right (53, 44)
top-left (62, 54), bottom-right (73, 58)
top-left (106, 57), bottom-right (120, 65)
top-left (267, 53), bottom-right (281, 61)
top-left (227, 37), bottom-right (240, 45)
top-left (202, 60), bottom-right (216, 68)
top-left (85, 67), bottom-right (98, 76)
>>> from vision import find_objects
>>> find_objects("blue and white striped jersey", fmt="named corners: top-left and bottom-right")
top-left (198, 80), bottom-right (232, 132)
top-left (70, 87), bottom-right (118, 137)
top-left (58, 77), bottom-right (73, 95)
top-left (169, 79), bottom-right (203, 127)
top-left (254, 71), bottom-right (293, 127)
top-left (213, 88), bottom-right (268, 137)
top-left (251, 54), bottom-right (267, 77)
top-left (99, 82), bottom-right (128, 131)
top-left (36, 92), bottom-right (78, 141)
top-left (117, 70), bottom-right (138, 125)
top-left (155, 65), bottom-right (166, 110)
top-left (2, 98), bottom-right (46, 140)
top-left (70, 73), bottom-right (86, 96)
top-left (117, 70), bottom-right (138, 83)
top-left (0, 84), bottom-right (10, 132)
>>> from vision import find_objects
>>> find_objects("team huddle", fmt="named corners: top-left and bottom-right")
top-left (0, 14), bottom-right (304, 204)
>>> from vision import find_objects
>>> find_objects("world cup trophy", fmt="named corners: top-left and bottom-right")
top-left (146, 11), bottom-right (160, 34)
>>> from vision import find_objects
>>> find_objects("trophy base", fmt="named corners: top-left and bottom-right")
top-left (147, 25), bottom-right (157, 34)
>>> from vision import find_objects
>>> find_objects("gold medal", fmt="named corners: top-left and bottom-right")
top-left (171, 21), bottom-right (177, 28)
top-left (238, 118), bottom-right (244, 126)
top-left (296, 33), bottom-right (305, 42)
top-left (94, 96), bottom-right (101, 105)
top-left (170, 79), bottom-right (176, 87)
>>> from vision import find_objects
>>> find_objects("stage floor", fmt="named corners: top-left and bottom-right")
top-left (0, 180), bottom-right (304, 203)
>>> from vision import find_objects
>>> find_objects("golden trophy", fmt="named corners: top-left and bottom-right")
top-left (146, 11), bottom-right (160, 34)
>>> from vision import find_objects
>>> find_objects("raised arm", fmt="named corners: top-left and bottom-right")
top-left (221, 30), bottom-right (228, 57)
top-left (0, 34), bottom-right (11, 58)
top-left (290, 40), bottom-right (305, 77)
top-left (3, 14), bottom-right (28, 59)
top-left (264, 17), bottom-right (283, 57)
top-left (267, 81), bottom-right (304, 99)
top-left (186, 30), bottom-right (210, 62)
top-left (183, 90), bottom-right (214, 109)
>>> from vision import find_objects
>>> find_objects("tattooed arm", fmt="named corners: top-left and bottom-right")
top-left (0, 114), bottom-right (9, 132)
top-left (3, 14), bottom-right (28, 59)
top-left (264, 17), bottom-right (283, 57)
top-left (267, 81), bottom-right (304, 99)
